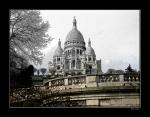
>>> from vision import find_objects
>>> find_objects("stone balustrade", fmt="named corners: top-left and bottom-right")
top-left (44, 73), bottom-right (140, 90)
top-left (97, 73), bottom-right (140, 83)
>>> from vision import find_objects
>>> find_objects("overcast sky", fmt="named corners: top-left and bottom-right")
top-left (38, 10), bottom-right (139, 73)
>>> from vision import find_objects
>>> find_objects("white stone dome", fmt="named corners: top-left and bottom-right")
top-left (86, 46), bottom-right (96, 56)
top-left (64, 17), bottom-right (86, 50)
top-left (65, 28), bottom-right (85, 42)
top-left (86, 39), bottom-right (96, 57)
top-left (53, 39), bottom-right (63, 57)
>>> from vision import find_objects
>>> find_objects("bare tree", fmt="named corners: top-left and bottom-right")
top-left (10, 10), bottom-right (52, 65)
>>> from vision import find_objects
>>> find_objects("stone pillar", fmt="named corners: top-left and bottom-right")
top-left (69, 61), bottom-right (71, 69)
top-left (81, 61), bottom-right (83, 69)
top-left (75, 48), bottom-right (77, 56)
top-left (91, 56), bottom-right (93, 62)
top-left (64, 60), bottom-right (66, 70)
top-left (49, 81), bottom-right (51, 86)
top-left (87, 56), bottom-right (88, 62)
top-left (56, 57), bottom-right (57, 63)
top-left (64, 78), bottom-right (68, 85)
top-left (82, 69), bottom-right (86, 74)
top-left (119, 74), bottom-right (124, 82)
top-left (75, 59), bottom-right (77, 69)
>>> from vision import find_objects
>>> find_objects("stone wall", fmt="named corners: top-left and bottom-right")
top-left (70, 93), bottom-right (140, 107)
top-left (86, 75), bottom-right (97, 87)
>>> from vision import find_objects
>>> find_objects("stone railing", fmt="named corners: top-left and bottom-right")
top-left (123, 73), bottom-right (140, 82)
top-left (47, 75), bottom-right (86, 87)
top-left (97, 74), bottom-right (120, 83)
top-left (97, 73), bottom-right (140, 83)
top-left (68, 76), bottom-right (86, 85)
top-left (44, 73), bottom-right (140, 90)
top-left (51, 79), bottom-right (64, 87)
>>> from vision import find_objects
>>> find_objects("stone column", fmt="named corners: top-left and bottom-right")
top-left (87, 56), bottom-right (88, 62)
top-left (75, 59), bottom-right (77, 69)
top-left (64, 60), bottom-right (66, 70)
top-left (56, 57), bottom-right (57, 63)
top-left (64, 78), bottom-right (68, 85)
top-left (119, 74), bottom-right (124, 82)
top-left (70, 49), bottom-right (72, 56)
top-left (69, 60), bottom-right (71, 69)
top-left (91, 56), bottom-right (93, 62)
top-left (75, 48), bottom-right (77, 56)
top-left (82, 69), bottom-right (86, 74)
top-left (59, 57), bottom-right (61, 63)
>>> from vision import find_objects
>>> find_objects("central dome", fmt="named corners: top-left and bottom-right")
top-left (64, 17), bottom-right (86, 50)
top-left (66, 28), bottom-right (85, 42)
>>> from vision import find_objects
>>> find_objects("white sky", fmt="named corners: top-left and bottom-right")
top-left (38, 10), bottom-right (139, 72)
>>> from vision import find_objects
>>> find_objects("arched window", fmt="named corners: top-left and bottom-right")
top-left (77, 60), bottom-right (81, 69)
top-left (88, 57), bottom-right (91, 61)
top-left (80, 50), bottom-right (82, 55)
top-left (73, 40), bottom-right (75, 44)
top-left (57, 66), bottom-right (60, 70)
top-left (72, 49), bottom-right (75, 56)
top-left (57, 58), bottom-right (60, 61)
top-left (93, 57), bottom-right (95, 61)
top-left (72, 60), bottom-right (75, 68)
top-left (77, 49), bottom-right (79, 54)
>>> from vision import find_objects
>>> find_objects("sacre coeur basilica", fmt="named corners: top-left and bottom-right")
top-left (48, 17), bottom-right (102, 76)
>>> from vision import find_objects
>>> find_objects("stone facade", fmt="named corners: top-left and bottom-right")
top-left (49, 17), bottom-right (102, 76)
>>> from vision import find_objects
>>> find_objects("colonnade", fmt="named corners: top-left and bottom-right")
top-left (65, 48), bottom-right (83, 56)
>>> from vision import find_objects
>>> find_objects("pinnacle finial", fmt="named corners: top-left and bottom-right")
top-left (89, 38), bottom-right (91, 42)
top-left (73, 16), bottom-right (77, 28)
top-left (88, 38), bottom-right (91, 47)
top-left (58, 38), bottom-right (61, 47)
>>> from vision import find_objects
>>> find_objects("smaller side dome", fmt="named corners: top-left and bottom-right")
top-left (86, 38), bottom-right (96, 57)
top-left (53, 39), bottom-right (63, 57)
